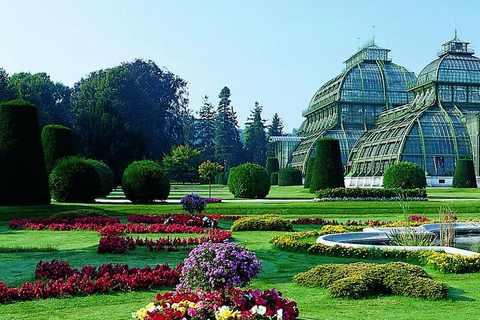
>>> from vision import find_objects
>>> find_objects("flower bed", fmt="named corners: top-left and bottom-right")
top-left (0, 260), bottom-right (181, 303)
top-left (9, 216), bottom-right (120, 231)
top-left (127, 213), bottom-right (239, 225)
top-left (205, 197), bottom-right (222, 203)
top-left (315, 187), bottom-right (427, 201)
top-left (132, 288), bottom-right (299, 320)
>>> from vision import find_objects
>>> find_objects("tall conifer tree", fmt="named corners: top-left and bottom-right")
top-left (195, 95), bottom-right (217, 161)
top-left (244, 101), bottom-right (267, 166)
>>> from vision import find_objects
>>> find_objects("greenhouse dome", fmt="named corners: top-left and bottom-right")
top-left (290, 39), bottom-right (416, 172)
top-left (346, 36), bottom-right (480, 187)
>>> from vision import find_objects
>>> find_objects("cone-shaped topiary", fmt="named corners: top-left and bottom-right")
top-left (41, 124), bottom-right (75, 174)
top-left (452, 158), bottom-right (477, 188)
top-left (278, 167), bottom-right (303, 186)
top-left (85, 159), bottom-right (115, 197)
top-left (304, 157), bottom-right (315, 189)
top-left (227, 163), bottom-right (270, 198)
top-left (122, 160), bottom-right (170, 203)
top-left (310, 138), bottom-right (344, 193)
top-left (49, 156), bottom-right (101, 203)
top-left (383, 161), bottom-right (426, 189)
top-left (0, 100), bottom-right (50, 205)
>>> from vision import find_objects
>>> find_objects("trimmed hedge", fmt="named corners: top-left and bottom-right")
top-left (49, 156), bottom-right (101, 203)
top-left (227, 163), bottom-right (270, 199)
top-left (122, 160), bottom-right (170, 203)
top-left (278, 167), bottom-right (302, 186)
top-left (304, 157), bottom-right (315, 189)
top-left (0, 100), bottom-right (50, 205)
top-left (231, 214), bottom-right (293, 231)
top-left (293, 262), bottom-right (448, 300)
top-left (383, 161), bottom-right (426, 189)
top-left (270, 172), bottom-right (279, 185)
top-left (41, 124), bottom-right (75, 174)
top-left (310, 138), bottom-right (344, 193)
top-left (51, 208), bottom-right (108, 219)
top-left (86, 159), bottom-right (115, 197)
top-left (452, 158), bottom-right (477, 188)
top-left (265, 157), bottom-right (279, 177)
top-left (316, 187), bottom-right (427, 200)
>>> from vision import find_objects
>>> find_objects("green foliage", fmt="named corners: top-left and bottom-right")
top-left (85, 159), bottom-right (115, 197)
top-left (0, 100), bottom-right (50, 205)
top-left (278, 167), bottom-right (303, 186)
top-left (383, 161), bottom-right (427, 189)
top-left (41, 125), bottom-right (75, 174)
top-left (270, 172), bottom-right (279, 185)
top-left (316, 187), bottom-right (427, 199)
top-left (310, 138), bottom-right (344, 193)
top-left (0, 68), bottom-right (10, 102)
top-left (162, 145), bottom-right (202, 183)
top-left (227, 163), bottom-right (270, 198)
top-left (244, 102), bottom-right (267, 166)
top-left (265, 157), bottom-right (279, 176)
top-left (294, 262), bottom-right (448, 300)
top-left (231, 214), bottom-right (293, 231)
top-left (452, 158), bottom-right (477, 188)
top-left (304, 157), bottom-right (315, 189)
top-left (198, 160), bottom-right (224, 197)
top-left (51, 208), bottom-right (108, 219)
top-left (194, 96), bottom-right (217, 161)
top-left (215, 171), bottom-right (229, 185)
top-left (49, 156), bottom-right (101, 203)
top-left (122, 160), bottom-right (170, 203)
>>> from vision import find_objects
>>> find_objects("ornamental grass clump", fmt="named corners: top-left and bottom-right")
top-left (177, 242), bottom-right (262, 291)
top-left (180, 193), bottom-right (207, 214)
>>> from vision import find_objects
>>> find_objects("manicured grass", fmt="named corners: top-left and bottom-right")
top-left (1, 185), bottom-right (480, 319)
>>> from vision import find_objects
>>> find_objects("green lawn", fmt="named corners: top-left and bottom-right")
top-left (1, 185), bottom-right (480, 319)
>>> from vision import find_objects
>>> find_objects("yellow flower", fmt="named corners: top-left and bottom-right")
top-left (131, 308), bottom-right (148, 320)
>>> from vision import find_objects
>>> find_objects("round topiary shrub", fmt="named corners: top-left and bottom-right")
top-left (0, 100), bottom-right (50, 205)
top-left (304, 157), bottom-right (315, 189)
top-left (177, 242), bottom-right (262, 291)
top-left (270, 172), bottom-right (279, 185)
top-left (41, 124), bottom-right (75, 174)
top-left (122, 160), bottom-right (170, 203)
top-left (383, 161), bottom-right (426, 189)
top-left (310, 138), bottom-right (344, 193)
top-left (85, 159), bottom-right (115, 197)
top-left (452, 158), bottom-right (477, 188)
top-left (278, 167), bottom-right (303, 186)
top-left (265, 157), bottom-right (279, 177)
top-left (227, 163), bottom-right (270, 198)
top-left (49, 156), bottom-right (101, 203)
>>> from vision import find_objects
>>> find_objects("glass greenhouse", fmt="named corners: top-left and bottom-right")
top-left (346, 36), bottom-right (480, 187)
top-left (290, 39), bottom-right (416, 172)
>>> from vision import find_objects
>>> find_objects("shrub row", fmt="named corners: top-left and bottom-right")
top-left (293, 262), bottom-right (448, 300)
top-left (231, 214), bottom-right (293, 232)
top-left (270, 231), bottom-right (480, 273)
top-left (316, 187), bottom-right (427, 199)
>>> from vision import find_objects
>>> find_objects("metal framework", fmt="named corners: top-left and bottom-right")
top-left (291, 40), bottom-right (415, 172)
top-left (346, 37), bottom-right (480, 177)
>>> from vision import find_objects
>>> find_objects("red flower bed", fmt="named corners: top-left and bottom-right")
top-left (9, 217), bottom-right (120, 231)
top-left (0, 260), bottom-right (181, 304)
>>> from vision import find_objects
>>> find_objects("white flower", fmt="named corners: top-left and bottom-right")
top-left (251, 305), bottom-right (267, 315)
top-left (276, 308), bottom-right (283, 319)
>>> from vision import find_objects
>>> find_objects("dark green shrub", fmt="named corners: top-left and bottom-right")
top-left (0, 100), bottom-right (50, 205)
top-left (265, 157), bottom-right (279, 176)
top-left (383, 161), bottom-right (426, 189)
top-left (316, 187), bottom-right (427, 199)
top-left (122, 160), bottom-right (170, 203)
top-left (270, 172), bottom-right (279, 185)
top-left (310, 138), bottom-right (344, 193)
top-left (86, 159), bottom-right (115, 197)
top-left (231, 214), bottom-right (293, 231)
top-left (452, 158), bottom-right (477, 188)
top-left (227, 163), bottom-right (270, 198)
top-left (278, 167), bottom-right (302, 186)
top-left (327, 275), bottom-right (375, 299)
top-left (41, 124), bottom-right (75, 174)
top-left (49, 156), bottom-right (101, 203)
top-left (304, 157), bottom-right (315, 189)
top-left (51, 208), bottom-right (108, 219)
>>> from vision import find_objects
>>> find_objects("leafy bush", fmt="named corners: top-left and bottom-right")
top-left (180, 193), bottom-right (207, 214)
top-left (85, 159), bottom-right (115, 197)
top-left (452, 158), bottom-right (477, 188)
top-left (41, 124), bottom-right (75, 174)
top-left (51, 208), bottom-right (108, 219)
top-left (278, 167), bottom-right (303, 186)
top-left (0, 100), bottom-right (50, 205)
top-left (310, 138), bottom-right (344, 193)
top-left (304, 157), bottom-right (315, 189)
top-left (294, 262), bottom-right (448, 300)
top-left (49, 156), bottom-right (100, 203)
top-left (231, 214), bottom-right (293, 231)
top-left (227, 163), bottom-right (270, 198)
top-left (383, 161), bottom-right (426, 189)
top-left (265, 157), bottom-right (279, 176)
top-left (177, 242), bottom-right (262, 291)
top-left (122, 160), bottom-right (170, 203)
top-left (271, 172), bottom-right (279, 185)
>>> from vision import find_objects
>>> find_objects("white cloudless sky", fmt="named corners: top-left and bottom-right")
top-left (1, 0), bottom-right (480, 131)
